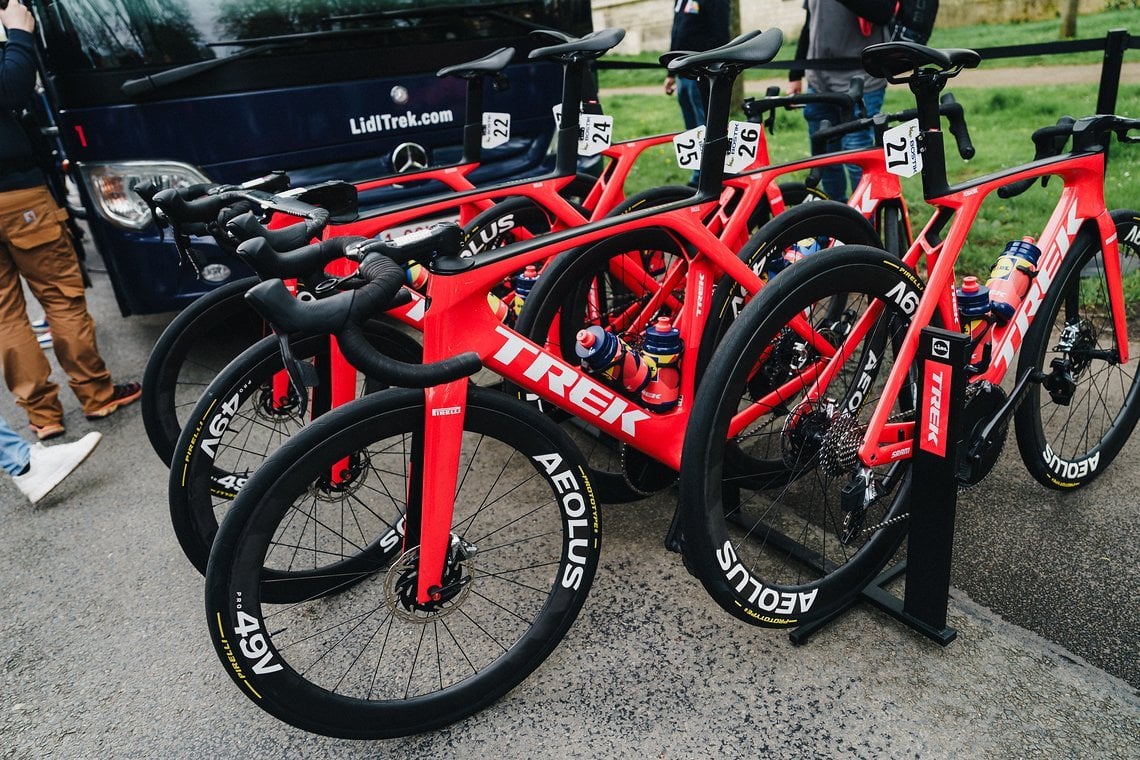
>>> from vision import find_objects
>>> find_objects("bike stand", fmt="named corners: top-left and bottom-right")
top-left (785, 327), bottom-right (969, 647)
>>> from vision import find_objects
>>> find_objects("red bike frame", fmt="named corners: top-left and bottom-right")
top-left (725, 150), bottom-right (1128, 471)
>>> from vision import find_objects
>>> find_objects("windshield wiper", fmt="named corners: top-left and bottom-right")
top-left (121, 42), bottom-right (299, 99)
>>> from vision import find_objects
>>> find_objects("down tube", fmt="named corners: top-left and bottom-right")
top-left (479, 324), bottom-right (688, 471)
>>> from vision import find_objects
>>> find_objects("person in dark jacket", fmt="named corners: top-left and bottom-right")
top-left (663, 0), bottom-right (729, 184)
top-left (1, 2), bottom-right (140, 441)
top-left (788, 0), bottom-right (888, 201)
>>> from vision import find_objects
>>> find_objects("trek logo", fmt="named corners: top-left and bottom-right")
top-left (992, 203), bottom-right (1084, 375)
top-left (919, 361), bottom-right (950, 457)
top-left (491, 326), bottom-right (651, 436)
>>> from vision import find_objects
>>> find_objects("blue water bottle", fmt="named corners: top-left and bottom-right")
top-left (639, 316), bottom-right (683, 412)
top-left (987, 238), bottom-right (1041, 323)
top-left (511, 265), bottom-right (540, 317)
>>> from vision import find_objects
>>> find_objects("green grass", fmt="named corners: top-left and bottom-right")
top-left (596, 9), bottom-right (1139, 90)
top-left (601, 82), bottom-right (1140, 279)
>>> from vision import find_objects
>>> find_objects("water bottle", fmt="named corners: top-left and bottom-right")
top-left (957, 276), bottom-right (990, 342)
top-left (767, 237), bottom-right (821, 277)
top-left (575, 325), bottom-right (650, 395)
top-left (486, 292), bottom-right (510, 322)
top-left (957, 275), bottom-right (991, 365)
top-left (639, 316), bottom-right (683, 412)
top-left (986, 238), bottom-right (1040, 323)
top-left (511, 265), bottom-right (539, 317)
top-left (406, 261), bottom-right (430, 291)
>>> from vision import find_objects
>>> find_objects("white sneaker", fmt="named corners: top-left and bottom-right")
top-left (37, 330), bottom-right (53, 350)
top-left (30, 318), bottom-right (49, 334)
top-left (12, 432), bottom-right (103, 505)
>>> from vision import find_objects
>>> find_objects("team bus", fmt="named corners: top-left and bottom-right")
top-left (25, 0), bottom-right (593, 314)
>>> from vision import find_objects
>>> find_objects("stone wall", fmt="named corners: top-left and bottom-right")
top-left (590, 0), bottom-right (1110, 54)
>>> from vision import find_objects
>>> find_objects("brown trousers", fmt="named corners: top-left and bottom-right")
top-left (0, 184), bottom-right (113, 426)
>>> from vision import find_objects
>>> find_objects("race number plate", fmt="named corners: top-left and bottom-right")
top-left (723, 121), bottom-right (762, 173)
top-left (883, 118), bottom-right (923, 177)
top-left (482, 112), bottom-right (511, 149)
top-left (673, 125), bottom-right (706, 170)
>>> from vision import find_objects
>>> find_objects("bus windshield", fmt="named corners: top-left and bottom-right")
top-left (36, 0), bottom-right (588, 73)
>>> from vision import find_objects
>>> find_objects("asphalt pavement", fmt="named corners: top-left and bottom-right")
top-left (2, 233), bottom-right (1139, 757)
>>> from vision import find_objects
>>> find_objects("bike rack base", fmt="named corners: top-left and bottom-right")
top-left (788, 327), bottom-right (968, 648)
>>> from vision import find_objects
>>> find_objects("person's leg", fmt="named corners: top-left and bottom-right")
top-left (0, 416), bottom-right (31, 476)
top-left (802, 91), bottom-right (845, 200)
top-left (5, 186), bottom-right (115, 415)
top-left (676, 76), bottom-right (707, 130)
top-left (840, 86), bottom-right (887, 194)
top-left (11, 431), bottom-right (102, 505)
top-left (0, 195), bottom-right (65, 433)
top-left (677, 77), bottom-right (707, 185)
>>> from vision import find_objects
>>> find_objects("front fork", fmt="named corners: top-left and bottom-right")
top-left (412, 379), bottom-right (469, 605)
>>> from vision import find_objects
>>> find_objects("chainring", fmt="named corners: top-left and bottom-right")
top-left (956, 382), bottom-right (1008, 488)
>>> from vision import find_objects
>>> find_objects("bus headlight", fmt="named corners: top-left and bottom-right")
top-left (79, 161), bottom-right (211, 230)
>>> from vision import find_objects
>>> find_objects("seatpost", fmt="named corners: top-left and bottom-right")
top-left (910, 70), bottom-right (951, 199)
top-left (460, 76), bottom-right (486, 164)
top-left (695, 68), bottom-right (736, 198)
top-left (554, 58), bottom-right (587, 176)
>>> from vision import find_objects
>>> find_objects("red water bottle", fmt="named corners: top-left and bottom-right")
top-left (640, 316), bottom-right (683, 412)
top-left (987, 238), bottom-right (1040, 323)
top-left (575, 326), bottom-right (650, 394)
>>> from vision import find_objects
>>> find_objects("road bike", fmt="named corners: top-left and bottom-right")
top-left (163, 25), bottom-right (985, 579)
top-left (139, 27), bottom-right (679, 463)
top-left (166, 25), bottom-right (971, 578)
top-left (675, 40), bottom-right (1140, 629)
top-left (199, 30), bottom-right (815, 738)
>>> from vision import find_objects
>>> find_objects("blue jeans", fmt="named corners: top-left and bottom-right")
top-left (803, 86), bottom-right (886, 202)
top-left (677, 77), bottom-right (708, 184)
top-left (0, 416), bottom-right (31, 476)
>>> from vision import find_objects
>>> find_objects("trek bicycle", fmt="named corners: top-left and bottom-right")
top-left (199, 30), bottom-right (807, 738)
top-left (676, 40), bottom-right (1140, 628)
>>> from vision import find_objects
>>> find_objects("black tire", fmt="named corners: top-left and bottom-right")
top-left (169, 323), bottom-right (422, 578)
top-left (745, 180), bottom-right (829, 231)
top-left (142, 278), bottom-right (264, 465)
top-left (204, 387), bottom-right (600, 739)
top-left (514, 227), bottom-right (690, 503)
top-left (461, 195), bottom-right (588, 327)
top-left (1014, 209), bottom-right (1140, 489)
top-left (697, 200), bottom-right (883, 375)
top-left (679, 246), bottom-right (924, 627)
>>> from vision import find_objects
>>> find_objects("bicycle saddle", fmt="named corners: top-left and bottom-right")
top-left (529, 28), bottom-right (626, 61)
top-left (862, 42), bottom-right (980, 81)
top-left (659, 30), bottom-right (762, 69)
top-left (667, 28), bottom-right (783, 76)
top-left (437, 47), bottom-right (515, 79)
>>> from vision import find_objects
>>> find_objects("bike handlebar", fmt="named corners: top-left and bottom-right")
top-left (235, 234), bottom-right (365, 280)
top-left (994, 114), bottom-right (1140, 200)
top-left (245, 227), bottom-right (481, 388)
top-left (810, 92), bottom-right (974, 160)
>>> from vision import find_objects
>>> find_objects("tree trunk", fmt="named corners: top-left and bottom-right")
top-left (1060, 0), bottom-right (1079, 39)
